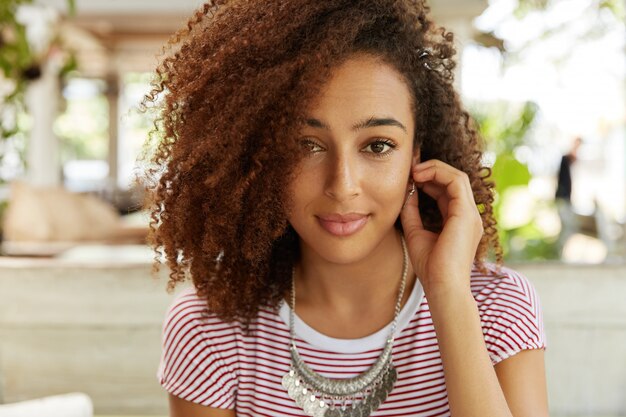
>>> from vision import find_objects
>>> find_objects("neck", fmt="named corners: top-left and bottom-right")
top-left (293, 228), bottom-right (415, 319)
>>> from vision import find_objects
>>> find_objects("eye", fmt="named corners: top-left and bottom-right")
top-left (363, 139), bottom-right (397, 156)
top-left (299, 138), bottom-right (324, 153)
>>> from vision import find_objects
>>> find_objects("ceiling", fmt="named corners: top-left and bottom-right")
top-left (45, 0), bottom-right (488, 36)
top-left (42, 0), bottom-right (488, 75)
top-left (44, 0), bottom-right (488, 15)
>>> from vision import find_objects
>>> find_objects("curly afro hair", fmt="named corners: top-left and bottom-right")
top-left (141, 0), bottom-right (502, 324)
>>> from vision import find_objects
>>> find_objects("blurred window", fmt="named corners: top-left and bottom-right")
top-left (54, 73), bottom-right (154, 192)
top-left (55, 77), bottom-right (109, 192)
top-left (118, 72), bottom-right (153, 190)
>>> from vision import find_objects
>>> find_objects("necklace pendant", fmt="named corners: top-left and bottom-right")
top-left (285, 234), bottom-right (408, 417)
top-left (283, 364), bottom-right (398, 417)
top-left (303, 394), bottom-right (326, 416)
top-left (283, 369), bottom-right (328, 417)
top-left (347, 404), bottom-right (365, 417)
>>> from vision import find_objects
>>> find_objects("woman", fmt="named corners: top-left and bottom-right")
top-left (145, 0), bottom-right (549, 416)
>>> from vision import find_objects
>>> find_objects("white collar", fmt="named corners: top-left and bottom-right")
top-left (278, 277), bottom-right (424, 354)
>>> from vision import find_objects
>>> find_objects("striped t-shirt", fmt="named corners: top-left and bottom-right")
top-left (157, 263), bottom-right (546, 416)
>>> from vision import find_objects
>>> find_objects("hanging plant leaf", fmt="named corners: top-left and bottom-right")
top-left (492, 153), bottom-right (531, 197)
top-left (58, 52), bottom-right (78, 78)
top-left (67, 0), bottom-right (76, 17)
top-left (0, 0), bottom-right (78, 179)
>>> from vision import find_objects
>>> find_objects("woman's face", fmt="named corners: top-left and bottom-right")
top-left (288, 53), bottom-right (419, 264)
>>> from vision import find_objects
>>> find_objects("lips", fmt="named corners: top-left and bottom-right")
top-left (316, 213), bottom-right (369, 237)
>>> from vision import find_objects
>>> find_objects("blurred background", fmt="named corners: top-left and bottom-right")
top-left (0, 0), bottom-right (624, 416)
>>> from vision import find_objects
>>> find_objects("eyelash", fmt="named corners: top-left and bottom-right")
top-left (300, 138), bottom-right (397, 158)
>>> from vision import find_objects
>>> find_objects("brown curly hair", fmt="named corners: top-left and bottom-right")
top-left (141, 0), bottom-right (503, 324)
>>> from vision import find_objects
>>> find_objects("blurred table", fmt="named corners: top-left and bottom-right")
top-left (0, 243), bottom-right (155, 267)
top-left (0, 243), bottom-right (177, 415)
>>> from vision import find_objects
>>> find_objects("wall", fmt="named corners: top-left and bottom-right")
top-left (517, 262), bottom-right (626, 417)
top-left (0, 258), bottom-right (171, 414)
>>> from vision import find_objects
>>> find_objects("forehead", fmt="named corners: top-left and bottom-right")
top-left (305, 55), bottom-right (414, 124)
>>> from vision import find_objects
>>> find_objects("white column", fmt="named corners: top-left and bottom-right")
top-left (436, 0), bottom-right (488, 93)
top-left (106, 74), bottom-right (119, 191)
top-left (24, 61), bottom-right (62, 187)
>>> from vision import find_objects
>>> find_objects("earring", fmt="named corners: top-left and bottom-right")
top-left (402, 182), bottom-right (416, 210)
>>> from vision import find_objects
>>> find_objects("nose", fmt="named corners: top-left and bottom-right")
top-left (324, 150), bottom-right (361, 201)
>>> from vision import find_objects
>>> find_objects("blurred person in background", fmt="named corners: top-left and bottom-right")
top-left (555, 136), bottom-right (582, 257)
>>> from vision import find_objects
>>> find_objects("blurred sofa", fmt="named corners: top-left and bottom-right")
top-left (1, 181), bottom-right (147, 255)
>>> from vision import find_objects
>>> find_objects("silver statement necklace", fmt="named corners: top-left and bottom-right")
top-left (282, 235), bottom-right (408, 417)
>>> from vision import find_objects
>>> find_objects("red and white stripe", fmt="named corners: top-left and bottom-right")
top-left (158, 263), bottom-right (546, 416)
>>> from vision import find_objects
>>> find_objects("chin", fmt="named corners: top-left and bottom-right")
top-left (298, 224), bottom-right (386, 265)
top-left (308, 241), bottom-right (373, 265)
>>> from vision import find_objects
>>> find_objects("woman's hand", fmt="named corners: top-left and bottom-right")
top-left (399, 159), bottom-right (484, 297)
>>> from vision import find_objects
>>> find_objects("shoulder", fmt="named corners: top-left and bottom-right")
top-left (161, 286), bottom-right (241, 339)
top-left (470, 263), bottom-right (540, 309)
top-left (158, 286), bottom-right (240, 408)
top-left (470, 263), bottom-right (547, 365)
top-left (160, 286), bottom-right (243, 366)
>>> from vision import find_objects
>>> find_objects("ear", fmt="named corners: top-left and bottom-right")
top-left (412, 147), bottom-right (421, 167)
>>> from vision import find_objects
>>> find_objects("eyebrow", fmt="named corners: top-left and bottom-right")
top-left (305, 116), bottom-right (407, 133)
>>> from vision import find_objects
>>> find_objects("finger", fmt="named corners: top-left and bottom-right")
top-left (418, 182), bottom-right (449, 219)
top-left (420, 160), bottom-right (477, 205)
top-left (413, 162), bottom-right (474, 211)
top-left (417, 179), bottom-right (445, 199)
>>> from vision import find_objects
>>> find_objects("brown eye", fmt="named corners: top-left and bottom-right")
top-left (364, 139), bottom-right (396, 156)
top-left (299, 138), bottom-right (323, 153)
top-left (370, 142), bottom-right (386, 153)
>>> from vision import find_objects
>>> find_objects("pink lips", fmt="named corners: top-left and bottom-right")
top-left (316, 213), bottom-right (369, 237)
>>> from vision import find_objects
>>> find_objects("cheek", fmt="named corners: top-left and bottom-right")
top-left (365, 164), bottom-right (409, 200)
top-left (288, 170), bottom-right (318, 208)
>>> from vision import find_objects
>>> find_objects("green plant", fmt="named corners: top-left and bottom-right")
top-left (472, 101), bottom-right (560, 261)
top-left (0, 0), bottom-right (76, 242)
top-left (0, 0), bottom-right (76, 171)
